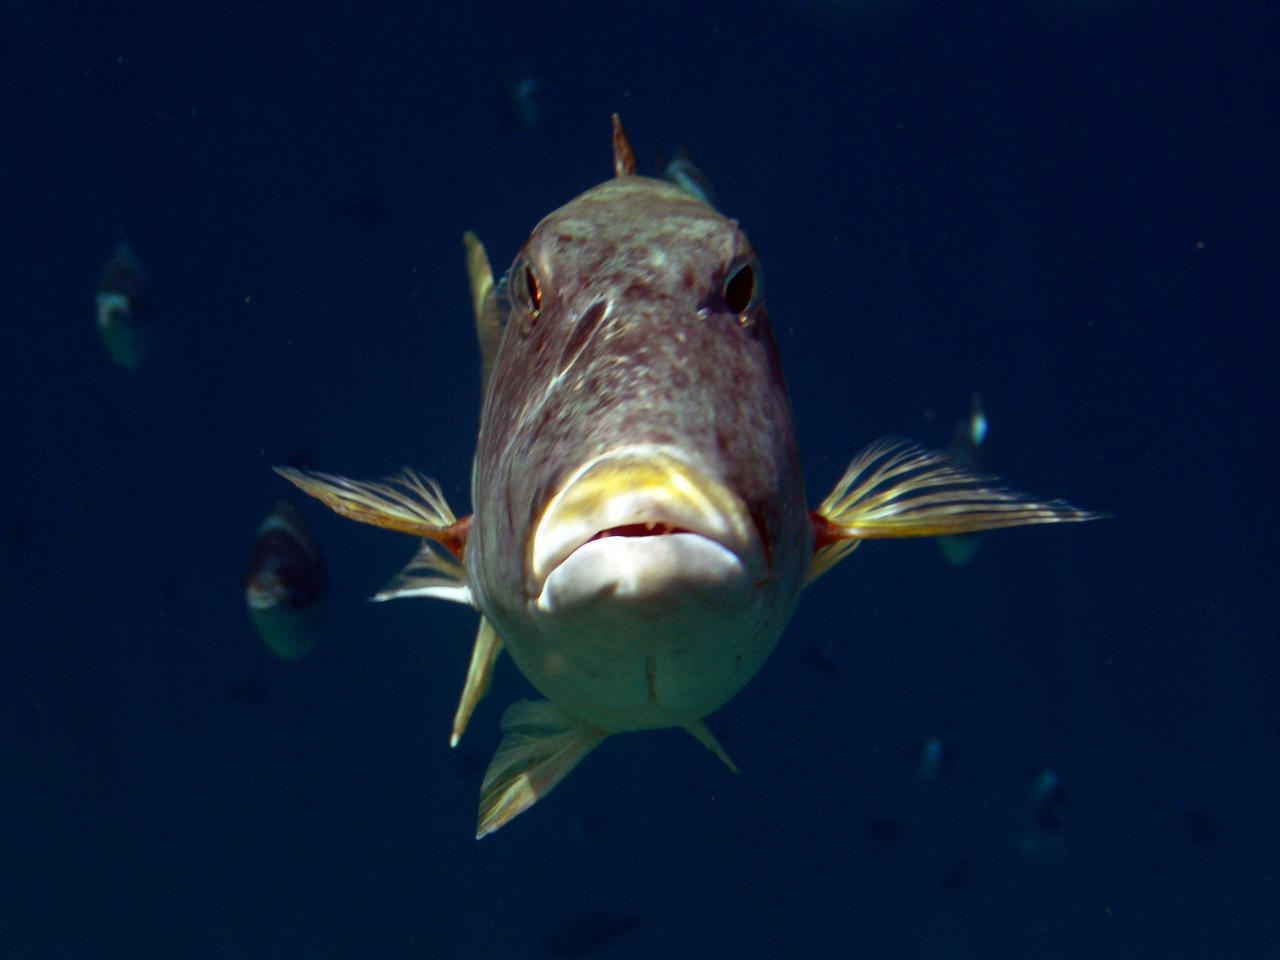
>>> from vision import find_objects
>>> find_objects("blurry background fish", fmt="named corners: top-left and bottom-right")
top-left (95, 242), bottom-right (153, 372)
top-left (936, 392), bottom-right (989, 567)
top-left (498, 71), bottom-right (539, 133)
top-left (1015, 766), bottom-right (1069, 862)
top-left (243, 500), bottom-right (326, 660)
top-left (916, 735), bottom-right (956, 781)
top-left (662, 148), bottom-right (717, 209)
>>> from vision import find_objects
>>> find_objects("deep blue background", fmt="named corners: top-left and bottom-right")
top-left (2, 0), bottom-right (1275, 957)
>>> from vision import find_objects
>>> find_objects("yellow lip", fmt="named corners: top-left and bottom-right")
top-left (528, 445), bottom-right (764, 598)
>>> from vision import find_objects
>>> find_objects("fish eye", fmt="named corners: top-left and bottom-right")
top-left (723, 260), bottom-right (758, 316)
top-left (521, 263), bottom-right (542, 318)
top-left (508, 257), bottom-right (543, 336)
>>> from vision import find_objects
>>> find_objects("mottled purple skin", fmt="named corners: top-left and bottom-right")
top-left (467, 175), bottom-right (811, 727)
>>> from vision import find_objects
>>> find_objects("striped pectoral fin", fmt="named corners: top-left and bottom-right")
top-left (451, 617), bottom-right (502, 747)
top-left (808, 436), bottom-right (1106, 583)
top-left (476, 700), bottom-right (607, 839)
top-left (274, 466), bottom-right (469, 560)
top-left (372, 540), bottom-right (472, 607)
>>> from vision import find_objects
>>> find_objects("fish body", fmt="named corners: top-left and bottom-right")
top-left (243, 500), bottom-right (326, 660)
top-left (662, 149), bottom-right (717, 208)
top-left (95, 242), bottom-right (153, 372)
top-left (279, 117), bottom-right (1101, 836)
top-left (468, 172), bottom-right (809, 735)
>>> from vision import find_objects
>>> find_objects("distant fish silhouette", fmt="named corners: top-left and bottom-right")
top-left (916, 735), bottom-right (956, 781)
top-left (1184, 809), bottom-right (1217, 847)
top-left (867, 817), bottom-right (903, 848)
top-left (542, 911), bottom-right (642, 958)
top-left (662, 147), bottom-right (717, 209)
top-left (243, 501), bottom-right (326, 660)
top-left (95, 242), bottom-right (153, 372)
top-left (943, 856), bottom-right (972, 891)
top-left (225, 673), bottom-right (269, 705)
top-left (499, 72), bottom-right (539, 133)
top-left (334, 192), bottom-right (396, 225)
top-left (937, 392), bottom-right (988, 567)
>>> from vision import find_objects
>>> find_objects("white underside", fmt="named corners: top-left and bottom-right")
top-left (535, 532), bottom-right (753, 614)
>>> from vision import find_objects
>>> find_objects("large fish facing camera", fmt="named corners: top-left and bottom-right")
top-left (279, 116), bottom-right (1101, 837)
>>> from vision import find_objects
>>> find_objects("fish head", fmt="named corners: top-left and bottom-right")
top-left (468, 175), bottom-right (811, 733)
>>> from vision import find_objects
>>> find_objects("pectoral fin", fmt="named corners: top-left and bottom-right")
top-left (809, 437), bottom-right (1104, 583)
top-left (372, 540), bottom-right (472, 607)
top-left (275, 466), bottom-right (469, 560)
top-left (451, 617), bottom-right (502, 747)
top-left (477, 700), bottom-right (607, 839)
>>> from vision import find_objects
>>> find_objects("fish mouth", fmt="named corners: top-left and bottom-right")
top-left (529, 446), bottom-right (766, 613)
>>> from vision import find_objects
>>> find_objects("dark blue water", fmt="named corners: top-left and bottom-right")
top-left (2, 1), bottom-right (1275, 956)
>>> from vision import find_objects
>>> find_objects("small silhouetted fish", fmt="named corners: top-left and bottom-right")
top-left (451, 748), bottom-right (490, 784)
top-left (95, 242), bottom-right (153, 372)
top-left (161, 574), bottom-right (178, 612)
top-left (243, 501), bottom-right (326, 659)
top-left (867, 817), bottom-right (902, 847)
top-left (943, 856), bottom-right (972, 891)
top-left (803, 632), bottom-right (845, 673)
top-left (662, 148), bottom-right (717, 208)
top-left (284, 448), bottom-right (317, 471)
top-left (225, 673), bottom-right (268, 705)
top-left (334, 193), bottom-right (396, 225)
top-left (916, 736), bottom-right (956, 780)
top-left (542, 911), bottom-right (642, 958)
top-left (499, 72), bottom-right (539, 133)
top-left (1028, 768), bottom-right (1065, 830)
top-left (937, 393), bottom-right (989, 567)
top-left (1184, 810), bottom-right (1217, 847)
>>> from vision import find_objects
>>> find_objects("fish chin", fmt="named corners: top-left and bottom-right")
top-left (536, 532), bottom-right (753, 614)
top-left (528, 445), bottom-right (765, 611)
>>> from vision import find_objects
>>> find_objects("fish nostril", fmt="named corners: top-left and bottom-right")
top-left (558, 299), bottom-right (608, 374)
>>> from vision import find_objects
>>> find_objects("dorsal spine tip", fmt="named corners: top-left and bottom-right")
top-left (611, 113), bottom-right (637, 178)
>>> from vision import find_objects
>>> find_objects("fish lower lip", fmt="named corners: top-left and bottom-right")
top-left (536, 532), bottom-right (753, 612)
top-left (528, 446), bottom-right (765, 598)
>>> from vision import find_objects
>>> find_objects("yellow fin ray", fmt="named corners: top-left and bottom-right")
top-left (476, 700), bottom-right (607, 839)
top-left (274, 467), bottom-right (465, 554)
top-left (372, 540), bottom-right (472, 606)
top-left (809, 436), bottom-right (1103, 582)
top-left (451, 617), bottom-right (502, 747)
top-left (683, 720), bottom-right (740, 774)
